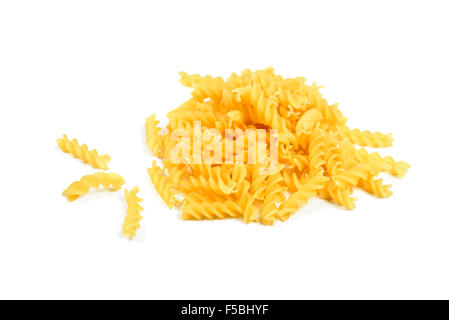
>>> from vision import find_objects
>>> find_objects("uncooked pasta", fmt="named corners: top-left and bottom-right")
top-left (145, 67), bottom-right (410, 225)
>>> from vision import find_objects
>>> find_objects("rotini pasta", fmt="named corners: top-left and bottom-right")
top-left (337, 125), bottom-right (393, 148)
top-left (122, 187), bottom-right (144, 238)
top-left (146, 115), bottom-right (164, 158)
top-left (142, 67), bottom-right (409, 225)
top-left (148, 161), bottom-right (179, 208)
top-left (57, 134), bottom-right (111, 170)
top-left (63, 172), bottom-right (125, 201)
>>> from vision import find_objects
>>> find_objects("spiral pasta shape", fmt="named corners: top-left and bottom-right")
top-left (308, 129), bottom-right (327, 176)
top-left (148, 161), bottom-right (178, 208)
top-left (146, 115), bottom-right (164, 158)
top-left (277, 175), bottom-right (329, 222)
top-left (122, 187), bottom-right (144, 238)
top-left (337, 125), bottom-right (393, 148)
top-left (57, 134), bottom-right (111, 170)
top-left (332, 160), bottom-right (392, 187)
top-left (358, 175), bottom-right (393, 198)
top-left (179, 72), bottom-right (225, 102)
top-left (181, 200), bottom-right (242, 220)
top-left (320, 184), bottom-right (357, 210)
top-left (260, 170), bottom-right (286, 225)
top-left (354, 148), bottom-right (410, 178)
top-left (62, 172), bottom-right (125, 201)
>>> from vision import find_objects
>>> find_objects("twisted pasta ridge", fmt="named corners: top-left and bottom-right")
top-left (308, 129), bottom-right (327, 175)
top-left (162, 160), bottom-right (188, 185)
top-left (285, 91), bottom-right (309, 111)
top-left (277, 190), bottom-right (311, 223)
top-left (179, 72), bottom-right (225, 102)
top-left (237, 180), bottom-right (259, 224)
top-left (181, 200), bottom-right (242, 220)
top-left (354, 148), bottom-right (410, 177)
top-left (260, 170), bottom-right (286, 225)
top-left (250, 164), bottom-right (269, 200)
top-left (281, 169), bottom-right (302, 192)
top-left (295, 80), bottom-right (347, 126)
top-left (230, 164), bottom-right (248, 193)
top-left (296, 109), bottom-right (323, 135)
top-left (277, 175), bottom-right (329, 222)
top-left (358, 175), bottom-right (392, 198)
top-left (338, 140), bottom-right (357, 169)
top-left (325, 145), bottom-right (344, 176)
top-left (146, 115), bottom-right (164, 158)
top-left (332, 160), bottom-right (391, 187)
top-left (57, 134), bottom-right (111, 170)
top-left (291, 155), bottom-right (308, 173)
top-left (183, 166), bottom-right (237, 195)
top-left (323, 185), bottom-right (357, 210)
top-left (122, 187), bottom-right (144, 238)
top-left (184, 192), bottom-right (229, 204)
top-left (148, 161), bottom-right (178, 208)
top-left (62, 172), bottom-right (125, 202)
top-left (168, 107), bottom-right (217, 127)
top-left (337, 125), bottom-right (393, 148)
top-left (236, 85), bottom-right (293, 136)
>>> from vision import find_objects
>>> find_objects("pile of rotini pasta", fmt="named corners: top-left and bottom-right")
top-left (146, 67), bottom-right (409, 225)
top-left (59, 67), bottom-right (410, 239)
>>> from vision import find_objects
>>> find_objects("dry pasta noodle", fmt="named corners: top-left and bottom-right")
top-left (57, 134), bottom-right (111, 170)
top-left (62, 172), bottom-right (125, 202)
top-left (122, 187), bottom-right (144, 238)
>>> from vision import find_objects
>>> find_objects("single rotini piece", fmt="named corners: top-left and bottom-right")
top-left (332, 160), bottom-right (392, 188)
top-left (57, 134), bottom-right (111, 170)
top-left (148, 161), bottom-right (179, 208)
top-left (62, 172), bottom-right (125, 201)
top-left (308, 128), bottom-right (327, 176)
top-left (354, 148), bottom-right (410, 177)
top-left (122, 187), bottom-right (144, 238)
top-left (181, 200), bottom-right (242, 220)
top-left (337, 125), bottom-right (393, 148)
top-left (146, 115), bottom-right (164, 158)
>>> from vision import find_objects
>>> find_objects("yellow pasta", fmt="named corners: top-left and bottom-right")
top-left (143, 67), bottom-right (409, 225)
top-left (146, 115), bottom-right (164, 158)
top-left (57, 134), bottom-right (111, 170)
top-left (62, 172), bottom-right (125, 202)
top-left (337, 125), bottom-right (393, 148)
top-left (122, 187), bottom-right (144, 238)
top-left (181, 200), bottom-right (242, 220)
top-left (296, 109), bottom-right (323, 135)
top-left (148, 161), bottom-right (179, 208)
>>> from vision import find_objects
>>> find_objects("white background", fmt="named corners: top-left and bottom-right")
top-left (1, 0), bottom-right (448, 300)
